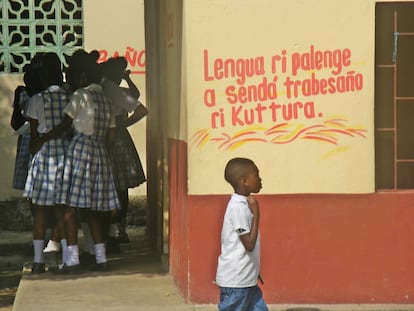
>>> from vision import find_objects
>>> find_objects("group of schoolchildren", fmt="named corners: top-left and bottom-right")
top-left (11, 49), bottom-right (147, 274)
top-left (11, 49), bottom-right (269, 309)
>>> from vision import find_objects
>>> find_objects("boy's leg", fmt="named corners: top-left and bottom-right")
top-left (218, 286), bottom-right (268, 311)
top-left (218, 287), bottom-right (249, 311)
top-left (251, 286), bottom-right (268, 311)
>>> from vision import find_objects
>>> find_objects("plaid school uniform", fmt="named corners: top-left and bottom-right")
top-left (108, 113), bottom-right (146, 191)
top-left (12, 90), bottom-right (31, 190)
top-left (13, 134), bottom-right (31, 190)
top-left (23, 87), bottom-right (70, 206)
top-left (59, 85), bottom-right (119, 211)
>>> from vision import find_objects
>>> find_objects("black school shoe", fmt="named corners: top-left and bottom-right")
top-left (92, 261), bottom-right (111, 272)
top-left (44, 251), bottom-right (59, 270)
top-left (106, 237), bottom-right (121, 254)
top-left (54, 263), bottom-right (84, 275)
top-left (31, 262), bottom-right (46, 274)
top-left (118, 231), bottom-right (130, 243)
top-left (79, 252), bottom-right (95, 267)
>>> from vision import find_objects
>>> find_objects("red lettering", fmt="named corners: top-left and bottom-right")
top-left (291, 45), bottom-right (352, 76)
top-left (98, 47), bottom-right (146, 74)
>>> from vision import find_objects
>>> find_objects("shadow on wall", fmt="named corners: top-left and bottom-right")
top-left (0, 74), bottom-right (24, 199)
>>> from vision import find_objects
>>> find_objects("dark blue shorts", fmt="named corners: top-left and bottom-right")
top-left (218, 285), bottom-right (268, 311)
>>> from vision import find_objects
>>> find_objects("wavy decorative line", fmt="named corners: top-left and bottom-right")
top-left (265, 122), bottom-right (289, 135)
top-left (302, 134), bottom-right (337, 145)
top-left (225, 138), bottom-right (268, 151)
top-left (190, 129), bottom-right (210, 148)
top-left (190, 118), bottom-right (367, 151)
top-left (270, 125), bottom-right (324, 144)
top-left (232, 131), bottom-right (257, 139)
top-left (324, 118), bottom-right (347, 127)
top-left (346, 128), bottom-right (367, 138)
top-left (315, 129), bottom-right (355, 137)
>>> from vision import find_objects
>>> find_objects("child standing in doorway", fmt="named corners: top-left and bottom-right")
top-left (36, 49), bottom-right (120, 273)
top-left (11, 62), bottom-right (47, 191)
top-left (11, 85), bottom-right (30, 190)
top-left (215, 157), bottom-right (268, 311)
top-left (23, 53), bottom-right (71, 273)
top-left (100, 56), bottom-right (147, 250)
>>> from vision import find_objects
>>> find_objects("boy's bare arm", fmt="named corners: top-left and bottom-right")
top-left (239, 196), bottom-right (260, 252)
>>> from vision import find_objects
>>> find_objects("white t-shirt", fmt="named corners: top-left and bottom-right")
top-left (64, 83), bottom-right (115, 135)
top-left (26, 85), bottom-right (65, 134)
top-left (215, 193), bottom-right (261, 288)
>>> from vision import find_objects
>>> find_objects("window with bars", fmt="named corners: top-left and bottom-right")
top-left (0, 0), bottom-right (83, 73)
top-left (375, 3), bottom-right (414, 190)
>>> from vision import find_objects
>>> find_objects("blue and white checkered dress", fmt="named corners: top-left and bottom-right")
top-left (108, 114), bottom-right (146, 191)
top-left (12, 90), bottom-right (31, 190)
top-left (59, 85), bottom-right (120, 211)
top-left (12, 134), bottom-right (31, 190)
top-left (23, 87), bottom-right (71, 206)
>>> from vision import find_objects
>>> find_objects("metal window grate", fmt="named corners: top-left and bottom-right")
top-left (0, 0), bottom-right (83, 73)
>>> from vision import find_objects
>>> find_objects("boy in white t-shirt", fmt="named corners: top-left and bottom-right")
top-left (215, 157), bottom-right (268, 311)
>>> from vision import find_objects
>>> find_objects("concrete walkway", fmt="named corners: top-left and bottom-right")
top-left (11, 227), bottom-right (215, 311)
top-left (5, 228), bottom-right (414, 311)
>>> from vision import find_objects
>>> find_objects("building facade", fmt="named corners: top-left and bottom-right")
top-left (2, 0), bottom-right (414, 306)
top-left (145, 0), bottom-right (414, 305)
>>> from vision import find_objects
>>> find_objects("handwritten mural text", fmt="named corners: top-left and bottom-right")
top-left (202, 46), bottom-right (364, 129)
top-left (191, 45), bottom-right (367, 151)
top-left (98, 47), bottom-right (145, 74)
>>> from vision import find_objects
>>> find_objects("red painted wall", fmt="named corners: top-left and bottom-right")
top-left (168, 138), bottom-right (189, 300)
top-left (169, 139), bottom-right (414, 304)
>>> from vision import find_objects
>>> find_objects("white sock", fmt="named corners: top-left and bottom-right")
top-left (94, 243), bottom-right (107, 264)
top-left (66, 245), bottom-right (80, 266)
top-left (61, 239), bottom-right (68, 265)
top-left (33, 240), bottom-right (45, 263)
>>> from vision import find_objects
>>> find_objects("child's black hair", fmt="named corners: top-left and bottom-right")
top-left (66, 49), bottom-right (102, 90)
top-left (100, 57), bottom-right (128, 85)
top-left (224, 158), bottom-right (255, 189)
top-left (23, 59), bottom-right (45, 97)
top-left (41, 52), bottom-right (63, 87)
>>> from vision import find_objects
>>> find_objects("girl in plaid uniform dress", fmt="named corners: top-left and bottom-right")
top-left (23, 53), bottom-right (71, 273)
top-left (39, 50), bottom-right (120, 272)
top-left (60, 86), bottom-right (118, 211)
top-left (11, 63), bottom-right (45, 190)
top-left (11, 86), bottom-right (31, 190)
top-left (100, 57), bottom-right (147, 247)
top-left (24, 90), bottom-right (71, 204)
